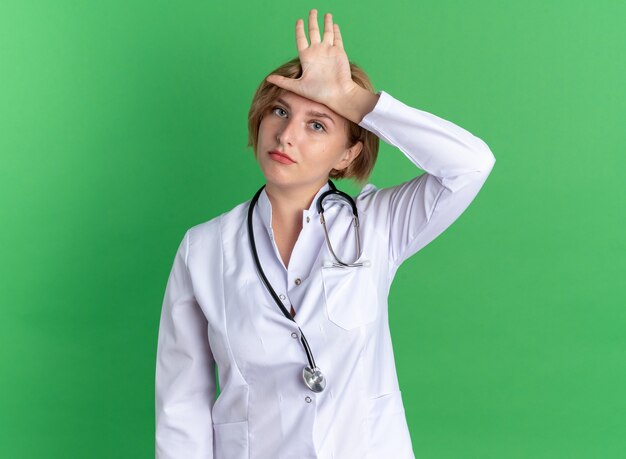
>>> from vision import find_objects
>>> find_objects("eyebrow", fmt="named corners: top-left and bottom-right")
top-left (275, 98), bottom-right (336, 126)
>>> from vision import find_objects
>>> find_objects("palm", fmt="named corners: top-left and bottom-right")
top-left (266, 10), bottom-right (357, 109)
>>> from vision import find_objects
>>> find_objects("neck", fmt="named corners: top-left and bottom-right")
top-left (265, 182), bottom-right (326, 230)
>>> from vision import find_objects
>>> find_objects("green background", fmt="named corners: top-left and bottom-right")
top-left (1, 1), bottom-right (624, 457)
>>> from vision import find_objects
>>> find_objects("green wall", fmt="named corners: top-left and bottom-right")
top-left (1, 1), bottom-right (624, 457)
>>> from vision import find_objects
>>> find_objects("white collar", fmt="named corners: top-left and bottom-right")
top-left (257, 182), bottom-right (332, 236)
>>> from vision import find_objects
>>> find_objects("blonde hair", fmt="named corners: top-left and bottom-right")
top-left (247, 57), bottom-right (379, 185)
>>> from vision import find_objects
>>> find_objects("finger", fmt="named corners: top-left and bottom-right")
top-left (308, 9), bottom-right (321, 44)
top-left (323, 13), bottom-right (334, 45)
top-left (333, 23), bottom-right (344, 49)
top-left (266, 74), bottom-right (297, 92)
top-left (295, 18), bottom-right (308, 51)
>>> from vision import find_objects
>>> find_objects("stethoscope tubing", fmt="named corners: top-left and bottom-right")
top-left (247, 185), bottom-right (318, 371)
top-left (247, 179), bottom-right (364, 391)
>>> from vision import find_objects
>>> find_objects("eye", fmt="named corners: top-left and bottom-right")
top-left (311, 121), bottom-right (326, 132)
top-left (272, 106), bottom-right (287, 117)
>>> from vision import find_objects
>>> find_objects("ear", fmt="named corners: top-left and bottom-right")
top-left (333, 140), bottom-right (364, 172)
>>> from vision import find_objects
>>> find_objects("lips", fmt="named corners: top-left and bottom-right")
top-left (268, 150), bottom-right (296, 164)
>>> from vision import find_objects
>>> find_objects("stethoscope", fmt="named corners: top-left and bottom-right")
top-left (246, 179), bottom-right (364, 392)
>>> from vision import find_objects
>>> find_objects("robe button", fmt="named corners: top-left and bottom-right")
top-left (279, 294), bottom-right (286, 300)
top-left (306, 216), bottom-right (310, 223)
top-left (294, 278), bottom-right (302, 286)
top-left (305, 396), bottom-right (312, 403)
top-left (291, 332), bottom-right (298, 339)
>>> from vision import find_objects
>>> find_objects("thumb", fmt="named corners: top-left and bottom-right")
top-left (266, 74), bottom-right (297, 92)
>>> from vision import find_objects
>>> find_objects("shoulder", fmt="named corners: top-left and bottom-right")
top-left (354, 182), bottom-right (381, 214)
top-left (186, 200), bottom-right (251, 252)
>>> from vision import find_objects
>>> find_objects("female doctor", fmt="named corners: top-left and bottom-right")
top-left (155, 9), bottom-right (495, 459)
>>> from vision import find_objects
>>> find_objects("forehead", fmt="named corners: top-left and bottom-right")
top-left (275, 90), bottom-right (338, 116)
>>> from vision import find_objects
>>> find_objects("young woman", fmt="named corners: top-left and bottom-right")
top-left (156, 9), bottom-right (495, 459)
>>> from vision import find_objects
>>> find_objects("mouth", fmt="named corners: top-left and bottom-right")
top-left (268, 150), bottom-right (296, 165)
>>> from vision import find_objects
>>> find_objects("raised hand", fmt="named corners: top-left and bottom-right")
top-left (266, 10), bottom-right (366, 121)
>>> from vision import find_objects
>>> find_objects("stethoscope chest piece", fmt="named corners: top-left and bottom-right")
top-left (303, 366), bottom-right (326, 393)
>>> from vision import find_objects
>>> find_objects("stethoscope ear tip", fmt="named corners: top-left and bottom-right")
top-left (322, 259), bottom-right (371, 268)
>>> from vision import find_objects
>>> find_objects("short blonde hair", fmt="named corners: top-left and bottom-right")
top-left (247, 57), bottom-right (379, 185)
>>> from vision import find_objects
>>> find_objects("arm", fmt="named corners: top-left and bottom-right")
top-left (357, 91), bottom-right (496, 268)
top-left (155, 231), bottom-right (216, 458)
top-left (263, 10), bottom-right (495, 269)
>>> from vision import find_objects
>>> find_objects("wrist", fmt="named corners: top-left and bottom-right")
top-left (332, 85), bottom-right (380, 124)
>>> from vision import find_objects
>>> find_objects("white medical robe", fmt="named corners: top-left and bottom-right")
top-left (155, 90), bottom-right (496, 458)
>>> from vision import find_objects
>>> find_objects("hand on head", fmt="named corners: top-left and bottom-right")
top-left (265, 10), bottom-right (359, 114)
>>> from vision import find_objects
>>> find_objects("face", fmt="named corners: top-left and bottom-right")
top-left (255, 91), bottom-right (362, 193)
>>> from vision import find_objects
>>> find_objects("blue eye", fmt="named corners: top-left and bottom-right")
top-left (271, 106), bottom-right (325, 132)
top-left (272, 107), bottom-right (287, 117)
top-left (311, 122), bottom-right (325, 132)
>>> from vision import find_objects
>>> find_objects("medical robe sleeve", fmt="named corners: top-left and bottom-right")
top-left (155, 230), bottom-right (217, 458)
top-left (357, 91), bottom-right (496, 269)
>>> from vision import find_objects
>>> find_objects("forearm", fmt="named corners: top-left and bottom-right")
top-left (356, 91), bottom-right (496, 267)
top-left (359, 91), bottom-right (495, 192)
top-left (156, 231), bottom-right (217, 458)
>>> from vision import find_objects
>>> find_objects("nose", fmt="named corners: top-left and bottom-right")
top-left (276, 117), bottom-right (299, 146)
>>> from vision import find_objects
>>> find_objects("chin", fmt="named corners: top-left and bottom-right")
top-left (259, 161), bottom-right (295, 184)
